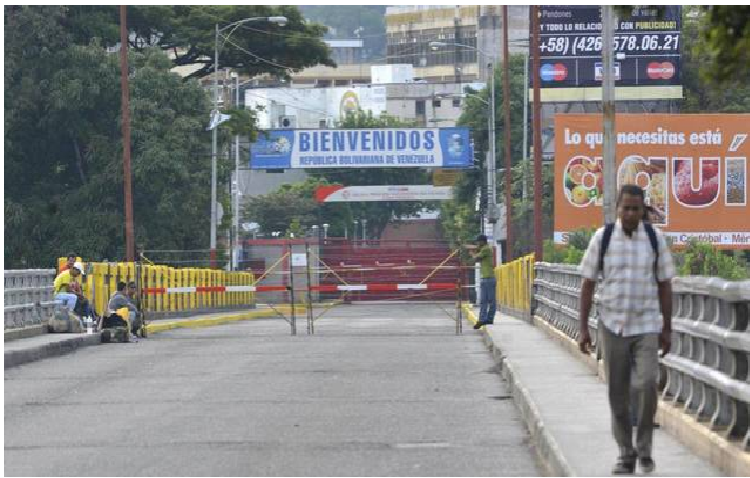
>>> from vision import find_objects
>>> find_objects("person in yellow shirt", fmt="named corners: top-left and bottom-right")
top-left (53, 262), bottom-right (92, 318)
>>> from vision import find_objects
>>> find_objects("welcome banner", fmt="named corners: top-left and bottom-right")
top-left (555, 114), bottom-right (749, 248)
top-left (250, 128), bottom-right (473, 170)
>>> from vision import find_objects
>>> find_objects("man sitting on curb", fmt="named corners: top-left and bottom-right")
top-left (464, 235), bottom-right (496, 329)
top-left (53, 261), bottom-right (92, 319)
top-left (106, 281), bottom-right (142, 342)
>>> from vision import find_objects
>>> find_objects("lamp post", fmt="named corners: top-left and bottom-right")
top-left (211, 16), bottom-right (287, 268)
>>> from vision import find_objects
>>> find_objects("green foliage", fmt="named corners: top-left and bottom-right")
top-left (541, 227), bottom-right (595, 265)
top-left (443, 55), bottom-right (541, 252)
top-left (242, 177), bottom-right (355, 239)
top-left (4, 5), bottom-right (331, 268)
top-left (681, 7), bottom-right (750, 112)
top-left (285, 218), bottom-right (305, 239)
top-left (120, 5), bottom-right (334, 80)
top-left (679, 240), bottom-right (749, 280)
top-left (614, 5), bottom-right (750, 85)
top-left (699, 6), bottom-right (750, 85)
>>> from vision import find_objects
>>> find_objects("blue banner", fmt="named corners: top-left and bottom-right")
top-left (250, 128), bottom-right (474, 169)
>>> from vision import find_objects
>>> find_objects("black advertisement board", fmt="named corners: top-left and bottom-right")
top-left (534, 6), bottom-right (681, 88)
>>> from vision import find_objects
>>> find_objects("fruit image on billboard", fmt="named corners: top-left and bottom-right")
top-left (555, 114), bottom-right (750, 248)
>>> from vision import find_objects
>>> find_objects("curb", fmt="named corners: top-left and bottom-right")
top-left (145, 308), bottom-right (283, 334)
top-left (531, 315), bottom-right (750, 477)
top-left (4, 325), bottom-right (47, 342)
top-left (462, 305), bottom-right (575, 476)
top-left (4, 334), bottom-right (101, 369)
top-left (5, 308), bottom-right (294, 370)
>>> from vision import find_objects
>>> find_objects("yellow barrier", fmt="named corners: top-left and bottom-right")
top-left (495, 254), bottom-right (535, 314)
top-left (57, 258), bottom-right (257, 316)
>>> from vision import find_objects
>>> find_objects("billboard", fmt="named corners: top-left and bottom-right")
top-left (315, 185), bottom-right (454, 203)
top-left (250, 128), bottom-right (473, 170)
top-left (536, 6), bottom-right (682, 100)
top-left (555, 114), bottom-right (750, 248)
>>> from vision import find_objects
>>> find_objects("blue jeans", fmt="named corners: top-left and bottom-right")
top-left (479, 277), bottom-right (497, 324)
top-left (55, 293), bottom-right (78, 311)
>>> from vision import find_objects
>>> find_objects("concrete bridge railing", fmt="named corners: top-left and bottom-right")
top-left (533, 262), bottom-right (750, 451)
top-left (4, 269), bottom-right (57, 329)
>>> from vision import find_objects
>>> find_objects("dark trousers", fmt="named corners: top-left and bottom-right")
top-left (600, 325), bottom-right (659, 459)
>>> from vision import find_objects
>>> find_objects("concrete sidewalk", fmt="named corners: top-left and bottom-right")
top-left (4, 307), bottom-right (285, 369)
top-left (468, 307), bottom-right (720, 476)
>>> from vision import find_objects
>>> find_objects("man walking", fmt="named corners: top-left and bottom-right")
top-left (578, 185), bottom-right (675, 475)
top-left (465, 235), bottom-right (496, 329)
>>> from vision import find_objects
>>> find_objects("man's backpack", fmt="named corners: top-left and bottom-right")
top-left (598, 222), bottom-right (659, 280)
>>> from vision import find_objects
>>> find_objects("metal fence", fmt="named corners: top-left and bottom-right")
top-left (533, 262), bottom-right (750, 450)
top-left (4, 269), bottom-right (57, 329)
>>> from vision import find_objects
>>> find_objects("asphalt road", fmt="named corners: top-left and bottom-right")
top-left (5, 303), bottom-right (540, 476)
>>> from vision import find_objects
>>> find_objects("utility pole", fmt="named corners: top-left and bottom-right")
top-left (119, 5), bottom-right (135, 262)
top-left (602, 5), bottom-right (617, 223)
top-left (232, 72), bottom-right (240, 271)
top-left (488, 63), bottom-right (497, 227)
top-left (502, 6), bottom-right (513, 262)
top-left (531, 6), bottom-right (543, 261)
top-left (210, 23), bottom-right (219, 268)
top-left (522, 51), bottom-right (529, 203)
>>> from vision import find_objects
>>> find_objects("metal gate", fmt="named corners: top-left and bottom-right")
top-left (243, 239), bottom-right (471, 335)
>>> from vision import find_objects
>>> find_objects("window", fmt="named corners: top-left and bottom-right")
top-left (415, 100), bottom-right (426, 116)
top-left (453, 98), bottom-right (461, 107)
top-left (432, 100), bottom-right (441, 107)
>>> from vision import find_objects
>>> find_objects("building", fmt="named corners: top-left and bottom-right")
top-left (324, 39), bottom-right (365, 65)
top-left (385, 5), bottom-right (529, 82)
top-left (246, 65), bottom-right (485, 129)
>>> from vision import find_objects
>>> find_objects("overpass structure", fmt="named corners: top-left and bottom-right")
top-left (4, 253), bottom-right (749, 475)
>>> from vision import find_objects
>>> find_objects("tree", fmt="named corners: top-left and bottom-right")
top-left (242, 177), bottom-right (354, 239)
top-left (4, 7), bottom-right (217, 267)
top-left (615, 5), bottom-right (750, 85)
top-left (680, 6), bottom-right (750, 113)
top-left (5, 5), bottom-right (333, 268)
top-left (122, 5), bottom-right (335, 79)
top-left (441, 55), bottom-right (551, 256)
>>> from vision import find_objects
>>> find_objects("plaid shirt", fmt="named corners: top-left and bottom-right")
top-left (580, 220), bottom-right (675, 336)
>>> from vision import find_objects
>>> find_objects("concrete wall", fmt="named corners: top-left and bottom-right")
top-left (4, 270), bottom-right (56, 329)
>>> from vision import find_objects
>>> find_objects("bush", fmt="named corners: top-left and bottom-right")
top-left (678, 240), bottom-right (749, 280)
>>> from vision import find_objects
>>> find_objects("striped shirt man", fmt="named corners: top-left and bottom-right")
top-left (580, 219), bottom-right (676, 336)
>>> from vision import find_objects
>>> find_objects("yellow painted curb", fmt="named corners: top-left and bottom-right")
top-left (146, 308), bottom-right (285, 335)
top-left (143, 302), bottom-right (340, 335)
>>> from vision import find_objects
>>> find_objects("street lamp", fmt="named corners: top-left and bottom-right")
top-left (211, 16), bottom-right (287, 268)
top-left (323, 223), bottom-right (329, 240)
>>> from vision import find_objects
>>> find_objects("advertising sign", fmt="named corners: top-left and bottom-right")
top-left (250, 128), bottom-right (473, 169)
top-left (536, 6), bottom-right (681, 99)
top-left (555, 114), bottom-right (750, 248)
top-left (315, 185), bottom-right (454, 203)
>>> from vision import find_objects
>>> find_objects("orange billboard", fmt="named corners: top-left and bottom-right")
top-left (555, 114), bottom-right (749, 248)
